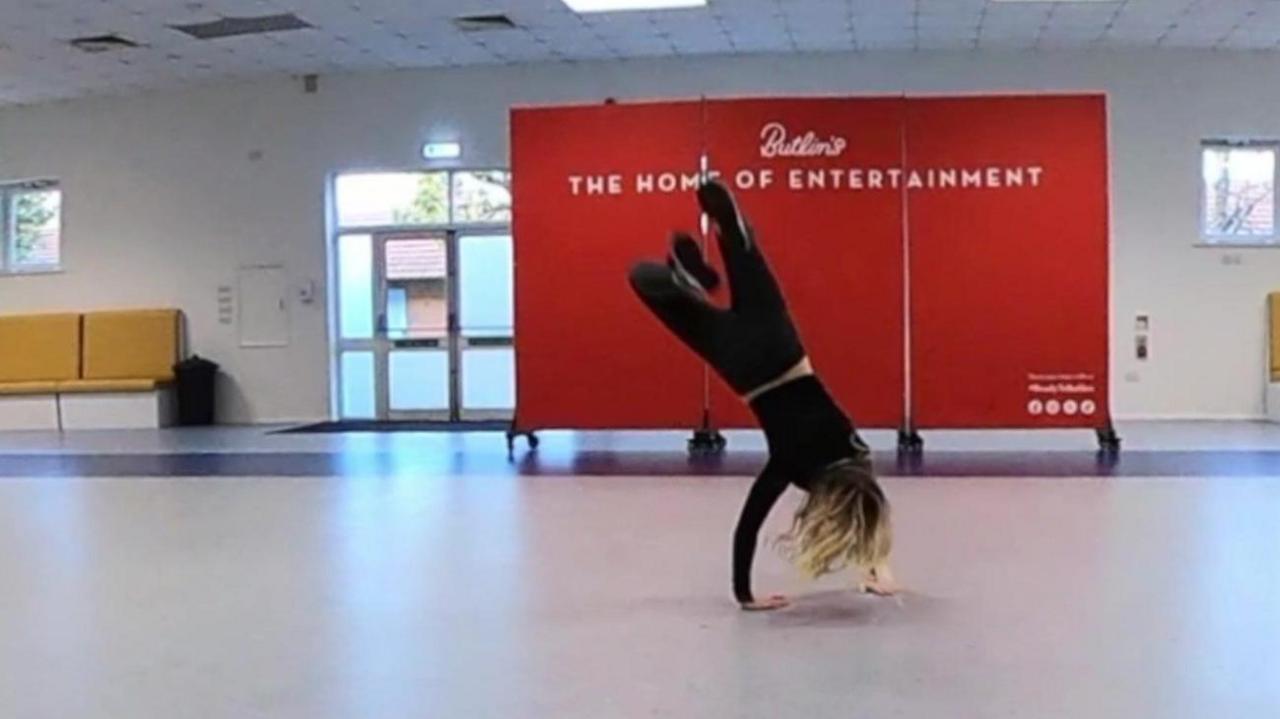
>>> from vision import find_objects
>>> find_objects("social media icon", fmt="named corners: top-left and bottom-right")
top-left (1046, 400), bottom-right (1061, 416)
top-left (1064, 400), bottom-right (1079, 416)
top-left (1081, 400), bottom-right (1096, 416)
top-left (1028, 399), bottom-right (1044, 416)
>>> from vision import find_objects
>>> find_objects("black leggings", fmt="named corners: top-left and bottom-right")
top-left (627, 183), bottom-right (805, 396)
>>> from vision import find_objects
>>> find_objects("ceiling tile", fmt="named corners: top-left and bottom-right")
top-left (0, 0), bottom-right (1278, 106)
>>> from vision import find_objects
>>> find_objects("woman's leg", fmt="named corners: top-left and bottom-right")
top-left (696, 182), bottom-right (786, 316)
top-left (630, 183), bottom-right (804, 395)
top-left (628, 262), bottom-right (729, 363)
top-left (669, 233), bottom-right (720, 292)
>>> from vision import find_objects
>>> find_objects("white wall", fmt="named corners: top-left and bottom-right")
top-left (0, 49), bottom-right (1275, 423)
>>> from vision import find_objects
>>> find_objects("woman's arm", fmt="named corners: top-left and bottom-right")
top-left (733, 463), bottom-right (791, 610)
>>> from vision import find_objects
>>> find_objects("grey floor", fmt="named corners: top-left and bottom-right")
top-left (1, 424), bottom-right (1279, 717)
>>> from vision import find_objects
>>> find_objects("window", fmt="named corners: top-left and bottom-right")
top-left (335, 172), bottom-right (448, 227)
top-left (451, 170), bottom-right (512, 223)
top-left (1202, 141), bottom-right (1277, 244)
top-left (334, 169), bottom-right (510, 228)
top-left (1, 180), bottom-right (62, 273)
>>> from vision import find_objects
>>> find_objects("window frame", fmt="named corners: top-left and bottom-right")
top-left (0, 178), bottom-right (64, 275)
top-left (1199, 139), bottom-right (1280, 247)
top-left (331, 168), bottom-right (511, 233)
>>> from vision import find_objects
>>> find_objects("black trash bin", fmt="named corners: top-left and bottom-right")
top-left (173, 355), bottom-right (219, 426)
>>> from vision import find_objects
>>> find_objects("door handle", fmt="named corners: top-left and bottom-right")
top-left (376, 312), bottom-right (387, 335)
top-left (394, 338), bottom-right (441, 349)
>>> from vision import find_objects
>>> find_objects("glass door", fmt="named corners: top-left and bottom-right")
top-left (377, 233), bottom-right (452, 420)
top-left (331, 169), bottom-right (514, 423)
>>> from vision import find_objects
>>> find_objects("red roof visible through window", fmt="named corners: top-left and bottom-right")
top-left (385, 239), bottom-right (446, 280)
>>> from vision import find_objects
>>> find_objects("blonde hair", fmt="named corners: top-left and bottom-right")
top-left (775, 458), bottom-right (892, 579)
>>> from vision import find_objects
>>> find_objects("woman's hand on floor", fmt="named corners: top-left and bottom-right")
top-left (740, 595), bottom-right (790, 611)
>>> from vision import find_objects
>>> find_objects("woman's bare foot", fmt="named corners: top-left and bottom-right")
top-left (860, 565), bottom-right (901, 597)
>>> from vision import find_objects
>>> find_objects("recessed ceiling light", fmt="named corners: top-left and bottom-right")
top-left (453, 14), bottom-right (519, 32)
top-left (70, 35), bottom-right (140, 53)
top-left (172, 13), bottom-right (312, 40)
top-left (562, 0), bottom-right (706, 13)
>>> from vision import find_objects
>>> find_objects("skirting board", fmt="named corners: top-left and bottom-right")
top-left (1111, 413), bottom-right (1266, 422)
top-left (0, 395), bottom-right (60, 431)
top-left (1267, 385), bottom-right (1280, 423)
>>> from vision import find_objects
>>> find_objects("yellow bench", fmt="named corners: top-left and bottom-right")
top-left (0, 313), bottom-right (81, 430)
top-left (0, 309), bottom-right (183, 430)
top-left (1269, 294), bottom-right (1280, 421)
top-left (1271, 293), bottom-right (1280, 383)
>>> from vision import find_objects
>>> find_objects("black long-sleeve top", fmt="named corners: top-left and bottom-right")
top-left (733, 376), bottom-right (867, 604)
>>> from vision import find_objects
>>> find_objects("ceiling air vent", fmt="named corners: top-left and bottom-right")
top-left (172, 13), bottom-right (312, 40)
top-left (453, 14), bottom-right (519, 32)
top-left (70, 35), bottom-right (140, 53)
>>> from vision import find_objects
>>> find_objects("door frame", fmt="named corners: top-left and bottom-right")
top-left (374, 230), bottom-right (455, 422)
top-left (330, 219), bottom-right (512, 423)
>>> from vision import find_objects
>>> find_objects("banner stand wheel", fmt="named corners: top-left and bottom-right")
top-left (897, 427), bottom-right (924, 454)
top-left (1096, 424), bottom-right (1121, 455)
top-left (506, 427), bottom-right (540, 459)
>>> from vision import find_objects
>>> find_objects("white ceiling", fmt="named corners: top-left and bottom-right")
top-left (0, 0), bottom-right (1277, 106)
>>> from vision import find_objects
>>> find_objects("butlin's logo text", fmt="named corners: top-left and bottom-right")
top-left (759, 122), bottom-right (848, 159)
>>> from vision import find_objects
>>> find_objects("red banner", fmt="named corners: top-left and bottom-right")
top-left (511, 94), bottom-right (1110, 432)
top-left (906, 95), bottom-right (1110, 428)
top-left (511, 102), bottom-right (706, 429)
top-left (702, 97), bottom-right (906, 429)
